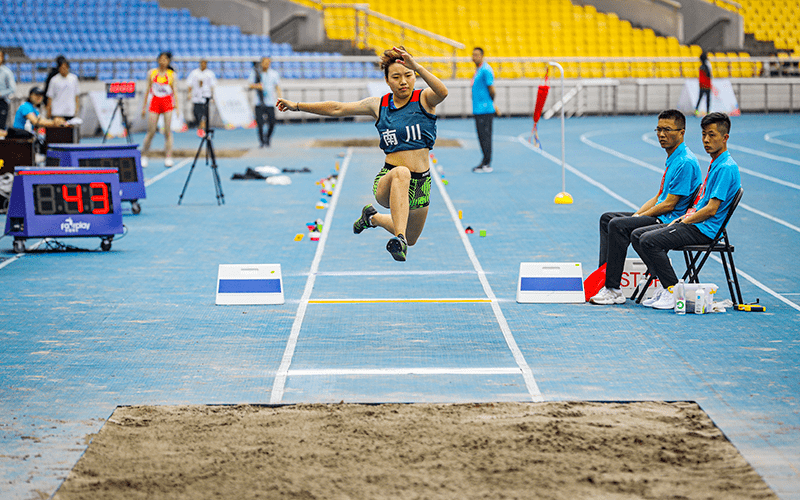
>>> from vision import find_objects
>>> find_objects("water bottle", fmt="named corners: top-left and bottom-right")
top-left (674, 279), bottom-right (686, 315)
top-left (694, 288), bottom-right (705, 314)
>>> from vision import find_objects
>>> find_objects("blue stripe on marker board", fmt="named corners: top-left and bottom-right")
top-left (520, 277), bottom-right (583, 292)
top-left (218, 279), bottom-right (282, 294)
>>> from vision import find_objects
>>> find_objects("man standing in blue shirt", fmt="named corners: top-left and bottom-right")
top-left (471, 47), bottom-right (496, 173)
top-left (591, 110), bottom-right (701, 305)
top-left (248, 57), bottom-right (282, 147)
top-left (0, 50), bottom-right (17, 133)
top-left (632, 112), bottom-right (742, 310)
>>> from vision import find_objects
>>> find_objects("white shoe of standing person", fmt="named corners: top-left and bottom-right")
top-left (642, 285), bottom-right (665, 307)
top-left (140, 156), bottom-right (148, 168)
top-left (164, 157), bottom-right (174, 168)
top-left (651, 287), bottom-right (676, 310)
top-left (589, 287), bottom-right (626, 305)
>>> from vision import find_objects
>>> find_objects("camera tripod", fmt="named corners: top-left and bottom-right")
top-left (178, 98), bottom-right (224, 205)
top-left (102, 98), bottom-right (133, 144)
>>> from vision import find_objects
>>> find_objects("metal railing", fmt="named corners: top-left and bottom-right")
top-left (287, 0), bottom-right (465, 76)
top-left (7, 55), bottom-right (799, 82)
top-left (703, 0), bottom-right (743, 15)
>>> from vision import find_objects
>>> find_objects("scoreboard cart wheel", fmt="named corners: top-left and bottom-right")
top-left (100, 237), bottom-right (113, 252)
top-left (130, 200), bottom-right (141, 214)
top-left (13, 238), bottom-right (25, 254)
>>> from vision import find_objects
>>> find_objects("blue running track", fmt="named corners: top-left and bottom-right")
top-left (1, 114), bottom-right (799, 498)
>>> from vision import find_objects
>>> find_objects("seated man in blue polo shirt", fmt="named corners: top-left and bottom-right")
top-left (591, 109), bottom-right (701, 305)
top-left (631, 112), bottom-right (742, 310)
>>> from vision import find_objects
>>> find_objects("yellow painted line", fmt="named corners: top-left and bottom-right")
top-left (308, 298), bottom-right (492, 304)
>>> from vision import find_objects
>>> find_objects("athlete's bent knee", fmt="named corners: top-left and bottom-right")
top-left (391, 166), bottom-right (411, 183)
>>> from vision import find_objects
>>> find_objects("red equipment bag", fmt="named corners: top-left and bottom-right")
top-left (583, 263), bottom-right (607, 302)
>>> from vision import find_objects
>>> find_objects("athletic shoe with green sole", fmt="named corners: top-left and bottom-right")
top-left (386, 234), bottom-right (408, 262)
top-left (353, 204), bottom-right (378, 234)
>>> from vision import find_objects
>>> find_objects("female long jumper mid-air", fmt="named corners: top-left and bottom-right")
top-left (276, 46), bottom-right (448, 261)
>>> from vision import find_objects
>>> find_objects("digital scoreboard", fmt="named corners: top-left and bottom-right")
top-left (106, 81), bottom-right (136, 99)
top-left (4, 167), bottom-right (123, 253)
top-left (47, 144), bottom-right (146, 213)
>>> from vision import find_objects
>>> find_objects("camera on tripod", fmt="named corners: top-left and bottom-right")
top-left (103, 82), bottom-right (136, 144)
top-left (178, 96), bottom-right (224, 206)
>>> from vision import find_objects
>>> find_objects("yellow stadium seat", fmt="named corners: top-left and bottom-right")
top-left (317, 0), bottom-right (760, 79)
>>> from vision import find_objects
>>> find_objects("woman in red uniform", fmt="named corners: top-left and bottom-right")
top-left (141, 52), bottom-right (177, 167)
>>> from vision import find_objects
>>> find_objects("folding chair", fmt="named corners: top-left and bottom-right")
top-left (632, 187), bottom-right (744, 306)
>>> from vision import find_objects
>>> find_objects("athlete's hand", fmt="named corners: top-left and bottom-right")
top-left (276, 98), bottom-right (297, 112)
top-left (392, 46), bottom-right (421, 72)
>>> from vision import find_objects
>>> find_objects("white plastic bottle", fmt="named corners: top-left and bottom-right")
top-left (674, 280), bottom-right (686, 315)
top-left (694, 288), bottom-right (705, 314)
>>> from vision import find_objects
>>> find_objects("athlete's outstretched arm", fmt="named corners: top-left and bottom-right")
top-left (276, 96), bottom-right (380, 119)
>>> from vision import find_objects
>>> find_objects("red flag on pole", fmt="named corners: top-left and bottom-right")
top-left (530, 69), bottom-right (550, 148)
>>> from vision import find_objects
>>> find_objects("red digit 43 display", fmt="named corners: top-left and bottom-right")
top-left (33, 182), bottom-right (113, 215)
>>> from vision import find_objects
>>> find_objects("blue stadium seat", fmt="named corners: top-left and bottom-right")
top-left (81, 62), bottom-right (98, 79)
top-left (114, 61), bottom-right (132, 79)
top-left (6, 0), bottom-right (352, 81)
top-left (18, 63), bottom-right (33, 83)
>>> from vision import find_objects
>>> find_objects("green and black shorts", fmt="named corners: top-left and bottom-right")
top-left (373, 163), bottom-right (431, 210)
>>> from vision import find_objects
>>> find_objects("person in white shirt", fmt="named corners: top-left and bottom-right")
top-left (0, 50), bottom-right (17, 132)
top-left (186, 59), bottom-right (217, 137)
top-left (46, 59), bottom-right (80, 120)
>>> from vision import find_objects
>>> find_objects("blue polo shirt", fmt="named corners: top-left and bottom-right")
top-left (13, 101), bottom-right (38, 129)
top-left (249, 68), bottom-right (281, 106)
top-left (693, 150), bottom-right (741, 238)
top-left (658, 142), bottom-right (702, 224)
top-left (472, 63), bottom-right (495, 115)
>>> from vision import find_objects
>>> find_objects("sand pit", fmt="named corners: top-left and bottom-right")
top-left (55, 401), bottom-right (776, 500)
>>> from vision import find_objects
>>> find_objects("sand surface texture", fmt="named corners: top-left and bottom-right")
top-left (55, 402), bottom-right (777, 500)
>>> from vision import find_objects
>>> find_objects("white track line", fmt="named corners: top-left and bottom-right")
top-left (541, 132), bottom-right (800, 312)
top-left (728, 143), bottom-right (800, 167)
top-left (143, 157), bottom-right (193, 187)
top-left (270, 148), bottom-right (353, 404)
top-left (764, 130), bottom-right (800, 151)
top-left (0, 239), bottom-right (48, 270)
top-left (430, 158), bottom-right (544, 402)
top-left (639, 132), bottom-right (800, 191)
top-left (288, 367), bottom-right (522, 376)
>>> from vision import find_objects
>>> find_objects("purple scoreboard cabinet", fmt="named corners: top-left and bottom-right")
top-left (4, 167), bottom-right (124, 253)
top-left (46, 144), bottom-right (146, 214)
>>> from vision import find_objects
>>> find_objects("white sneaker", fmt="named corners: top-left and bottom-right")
top-left (164, 157), bottom-right (174, 168)
top-left (590, 287), bottom-right (626, 305)
top-left (140, 156), bottom-right (148, 168)
top-left (651, 287), bottom-right (676, 310)
top-left (642, 285), bottom-right (665, 307)
top-left (472, 164), bottom-right (493, 173)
